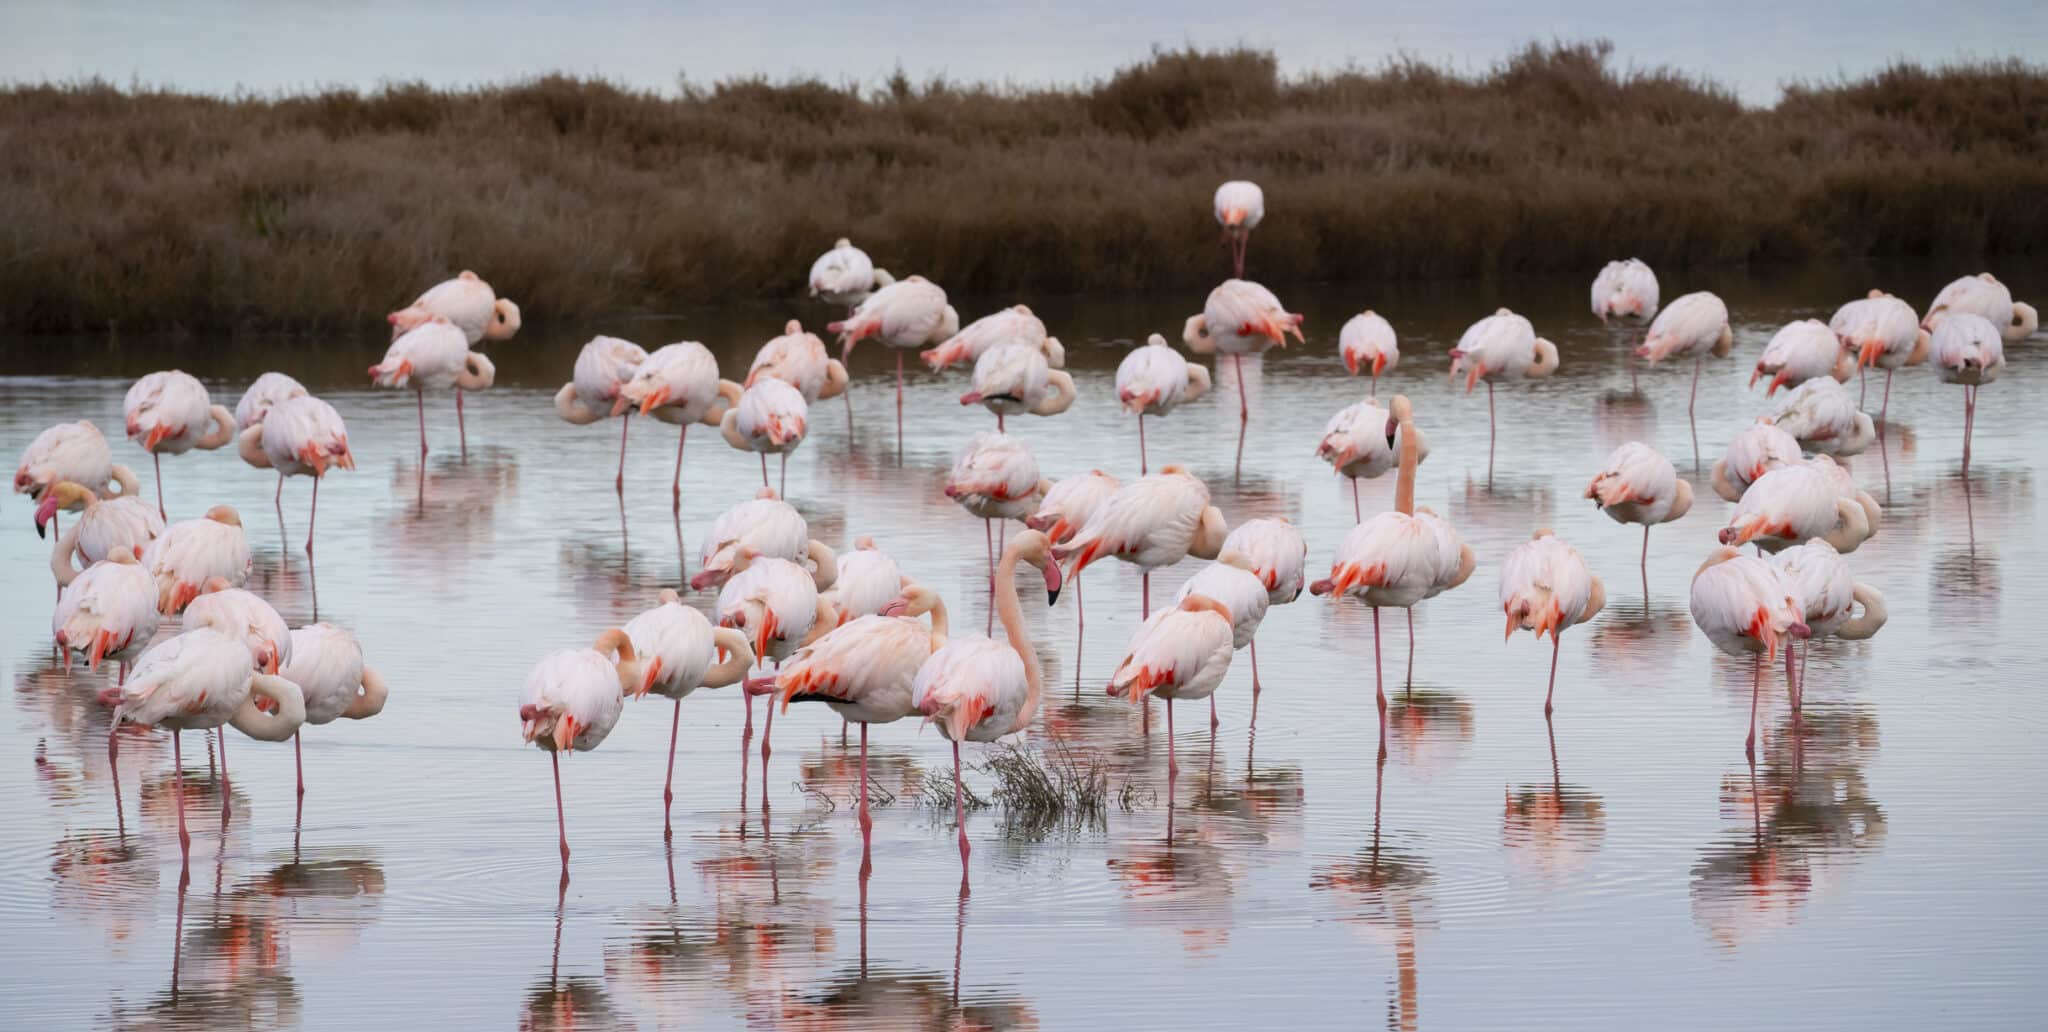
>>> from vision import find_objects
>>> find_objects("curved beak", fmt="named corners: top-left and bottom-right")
top-left (1042, 559), bottom-right (1064, 606)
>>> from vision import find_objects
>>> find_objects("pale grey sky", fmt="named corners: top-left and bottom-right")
top-left (4, 0), bottom-right (2042, 104)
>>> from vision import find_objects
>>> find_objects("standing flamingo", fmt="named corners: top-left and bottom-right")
top-left (519, 628), bottom-right (641, 875)
top-left (1318, 394), bottom-right (1431, 522)
top-left (1213, 180), bottom-right (1265, 278)
top-left (124, 371), bottom-right (236, 519)
top-left (140, 506), bottom-right (250, 614)
top-left (911, 529), bottom-right (1061, 879)
top-left (1769, 539), bottom-right (1887, 710)
top-left (808, 238), bottom-right (888, 311)
top-left (233, 372), bottom-right (309, 500)
top-left (1768, 378), bottom-right (1876, 458)
top-left (1447, 308), bottom-right (1559, 476)
top-left (1751, 320), bottom-right (1854, 396)
top-left (1338, 311), bottom-right (1399, 397)
top-left (770, 583), bottom-right (949, 856)
top-left (1170, 555), bottom-right (1270, 730)
top-left (822, 537), bottom-right (911, 626)
top-left (1215, 517), bottom-right (1305, 713)
top-left (921, 305), bottom-right (1059, 371)
top-left (38, 481), bottom-right (163, 588)
top-left (53, 546), bottom-right (160, 674)
top-left (1499, 530), bottom-right (1606, 714)
top-left (1924, 272), bottom-right (2038, 341)
top-left (1183, 280), bottom-right (1304, 475)
top-left (620, 590), bottom-right (755, 837)
top-left (943, 433), bottom-right (1051, 600)
top-left (620, 340), bottom-right (742, 512)
top-left (369, 317), bottom-right (496, 458)
top-left (1585, 442), bottom-right (1693, 587)
top-left (388, 270), bottom-right (521, 454)
top-left (1929, 313), bottom-right (2005, 474)
top-left (1720, 459), bottom-right (1878, 554)
top-left (1829, 290), bottom-right (1928, 426)
top-left (1110, 593), bottom-right (1235, 779)
top-left (721, 378), bottom-right (809, 495)
top-left (1115, 334), bottom-right (1211, 474)
top-left (749, 321), bottom-right (850, 404)
top-left (1310, 396), bottom-right (1473, 715)
top-left (831, 275), bottom-right (957, 453)
top-left (716, 555), bottom-right (838, 762)
top-left (1054, 464), bottom-right (1228, 623)
top-left (1591, 259), bottom-right (1660, 326)
top-left (237, 395), bottom-right (354, 555)
top-left (959, 341), bottom-right (1077, 432)
top-left (1688, 548), bottom-right (1809, 757)
top-left (1024, 469), bottom-right (1121, 677)
top-left (100, 628), bottom-right (305, 859)
top-left (1636, 291), bottom-right (1733, 463)
top-left (183, 580), bottom-right (291, 674)
top-left (1711, 419), bottom-right (1804, 503)
top-left (689, 490), bottom-right (837, 593)
top-left (555, 336), bottom-right (648, 495)
top-left (278, 623), bottom-right (389, 800)
top-left (16, 422), bottom-right (140, 538)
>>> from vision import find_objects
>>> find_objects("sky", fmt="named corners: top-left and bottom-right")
top-left (4, 0), bottom-right (2044, 105)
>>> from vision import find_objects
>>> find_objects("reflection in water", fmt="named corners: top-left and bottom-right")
top-left (1691, 704), bottom-right (1887, 948)
top-left (1502, 720), bottom-right (1607, 880)
top-left (50, 831), bottom-right (158, 947)
top-left (1383, 686), bottom-right (1476, 782)
top-left (1311, 753), bottom-right (1432, 1032)
top-left (1593, 389), bottom-right (1653, 454)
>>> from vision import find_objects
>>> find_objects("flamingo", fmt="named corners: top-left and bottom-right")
top-left (1929, 312), bottom-right (2005, 474)
top-left (53, 546), bottom-right (159, 675)
top-left (278, 623), bottom-right (390, 800)
top-left (388, 270), bottom-right (522, 455)
top-left (518, 628), bottom-right (641, 874)
top-left (1310, 395), bottom-right (1474, 715)
top-left (1829, 289), bottom-right (1928, 426)
top-left (1751, 320), bottom-right (1853, 396)
top-left (1169, 554), bottom-right (1269, 730)
top-left (1213, 180), bottom-right (1265, 278)
top-left (1768, 378), bottom-right (1876, 458)
top-left (1720, 458), bottom-right (1879, 554)
top-left (1711, 420), bottom-right (1804, 503)
top-left (1636, 291), bottom-right (1733, 461)
top-left (1585, 442), bottom-right (1693, 586)
top-left (921, 305), bottom-right (1060, 372)
top-left (911, 528), bottom-right (1062, 877)
top-left (822, 537), bottom-right (911, 626)
top-left (1338, 311), bottom-right (1399, 397)
top-left (959, 341), bottom-right (1077, 432)
top-left (140, 506), bottom-right (250, 614)
top-left (1688, 548), bottom-right (1809, 757)
top-left (1024, 469), bottom-right (1121, 674)
top-left (37, 480), bottom-right (163, 588)
top-left (1215, 517), bottom-right (1305, 712)
top-left (944, 433), bottom-right (1051, 598)
top-left (1183, 279), bottom-right (1304, 475)
top-left (831, 275), bottom-right (957, 453)
top-left (1769, 539), bottom-right (1886, 710)
top-left (1054, 464), bottom-right (1227, 623)
top-left (620, 340), bottom-right (742, 511)
top-left (748, 321), bottom-right (850, 404)
top-left (554, 336), bottom-right (648, 495)
top-left (689, 489), bottom-right (837, 593)
top-left (99, 628), bottom-right (305, 858)
top-left (716, 555), bottom-right (839, 762)
top-left (1448, 308), bottom-right (1559, 475)
top-left (1115, 334), bottom-right (1211, 474)
top-left (769, 583), bottom-right (950, 855)
top-left (15, 422), bottom-right (141, 539)
top-left (369, 317), bottom-right (496, 458)
top-left (1924, 272), bottom-right (2038, 341)
top-left (1499, 530), bottom-right (1606, 714)
top-left (237, 395), bottom-right (354, 555)
top-left (1591, 259), bottom-right (1660, 326)
top-left (808, 238), bottom-right (888, 311)
top-left (233, 372), bottom-right (309, 499)
top-left (620, 589), bottom-right (755, 837)
top-left (1318, 394), bottom-right (1431, 521)
top-left (1110, 593), bottom-right (1235, 779)
top-left (124, 370), bottom-right (236, 519)
top-left (720, 378), bottom-right (809, 495)
top-left (183, 579), bottom-right (291, 675)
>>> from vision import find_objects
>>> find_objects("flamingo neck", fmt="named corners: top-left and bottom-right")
top-left (231, 674), bottom-right (306, 742)
top-left (1394, 417), bottom-right (1418, 516)
top-left (992, 544), bottom-right (1041, 733)
top-left (924, 597), bottom-right (951, 653)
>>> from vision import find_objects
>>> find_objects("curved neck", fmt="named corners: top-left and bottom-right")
top-left (806, 540), bottom-right (839, 590)
top-left (107, 465), bottom-right (140, 498)
top-left (196, 406), bottom-right (236, 450)
top-left (231, 674), bottom-right (306, 741)
top-left (705, 628), bottom-right (755, 687)
top-left (992, 543), bottom-right (1042, 733)
top-left (49, 523), bottom-right (83, 586)
top-left (237, 424), bottom-right (271, 468)
top-left (924, 597), bottom-right (951, 652)
top-left (1394, 418), bottom-right (1419, 515)
top-left (344, 666), bottom-right (389, 719)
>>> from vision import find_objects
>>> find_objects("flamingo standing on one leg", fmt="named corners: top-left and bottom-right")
top-left (38, 481), bottom-right (162, 589)
top-left (690, 490), bottom-right (838, 594)
top-left (278, 623), bottom-right (389, 802)
top-left (554, 336), bottom-right (648, 495)
top-left (1499, 530), bottom-right (1606, 714)
top-left (1688, 548), bottom-right (1809, 758)
top-left (1591, 258), bottom-right (1660, 389)
top-left (620, 340), bottom-right (742, 512)
top-left (720, 378), bottom-right (810, 496)
top-left (233, 373), bottom-right (308, 505)
top-left (237, 395), bottom-right (354, 555)
top-left (369, 317), bottom-right (497, 458)
top-left (944, 433), bottom-right (1051, 607)
top-left (749, 320), bottom-right (850, 406)
top-left (1585, 442), bottom-right (1692, 594)
top-left (1635, 291), bottom-right (1733, 466)
top-left (519, 629), bottom-right (641, 877)
top-left (620, 590), bottom-right (755, 837)
top-left (124, 371), bottom-right (236, 519)
top-left (1923, 272), bottom-right (2038, 343)
top-left (1338, 311), bottom-right (1400, 398)
top-left (1115, 334), bottom-right (1211, 475)
top-left (1110, 593), bottom-right (1235, 782)
top-left (809, 239), bottom-right (887, 312)
top-left (1721, 458), bottom-right (1880, 555)
top-left (1054, 464), bottom-right (1228, 625)
top-left (139, 506), bottom-right (251, 615)
top-left (1829, 289), bottom-right (1928, 428)
top-left (1024, 470), bottom-right (1121, 683)
top-left (1769, 378), bottom-right (1876, 458)
top-left (911, 529), bottom-right (1062, 884)
top-left (1214, 517), bottom-right (1305, 719)
top-left (832, 275), bottom-right (957, 455)
top-left (1447, 309), bottom-right (1559, 478)
top-left (1710, 419), bottom-right (1803, 503)
top-left (53, 546), bottom-right (159, 676)
top-left (1751, 320), bottom-right (1855, 397)
top-left (1928, 313), bottom-right (2005, 475)
top-left (821, 537), bottom-right (911, 626)
top-left (387, 270), bottom-right (521, 456)
top-left (182, 579), bottom-right (291, 676)
top-left (1171, 554), bottom-right (1270, 731)
top-left (1213, 180), bottom-right (1265, 279)
top-left (1183, 280), bottom-right (1303, 476)
top-left (1769, 539), bottom-right (1887, 712)
top-left (1317, 394), bottom-right (1430, 522)
top-left (715, 556), bottom-right (840, 772)
top-left (958, 341), bottom-right (1077, 433)
top-left (921, 305), bottom-right (1059, 372)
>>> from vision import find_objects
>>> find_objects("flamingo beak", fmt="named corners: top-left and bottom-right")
top-left (1043, 560), bottom-right (1064, 606)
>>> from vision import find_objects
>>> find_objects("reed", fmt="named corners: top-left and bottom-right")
top-left (4, 40), bottom-right (2042, 333)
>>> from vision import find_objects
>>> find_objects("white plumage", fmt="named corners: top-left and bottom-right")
top-left (1317, 397), bottom-right (1431, 480)
top-left (109, 627), bottom-right (305, 740)
top-left (1586, 442), bottom-right (1691, 526)
top-left (16, 421), bottom-right (136, 505)
top-left (622, 340), bottom-right (730, 421)
top-left (281, 623), bottom-right (389, 725)
top-left (370, 318), bottom-right (494, 392)
top-left (747, 322), bottom-right (847, 405)
top-left (140, 506), bottom-right (250, 613)
top-left (722, 377), bottom-right (809, 455)
top-left (1770, 540), bottom-right (1885, 643)
top-left (808, 238), bottom-right (881, 309)
top-left (691, 492), bottom-right (835, 592)
top-left (1183, 279), bottom-right (1303, 355)
top-left (1219, 518), bottom-right (1308, 605)
top-left (1924, 272), bottom-right (2038, 341)
top-left (715, 557), bottom-right (824, 663)
top-left (234, 372), bottom-right (309, 431)
top-left (1768, 378), bottom-right (1876, 457)
top-left (41, 483), bottom-right (163, 586)
top-left (1449, 308), bottom-right (1560, 391)
top-left (1712, 420), bottom-right (1804, 502)
top-left (388, 270), bottom-right (521, 344)
top-left (1689, 550), bottom-right (1807, 660)
top-left (944, 433), bottom-right (1046, 521)
top-left (1115, 334), bottom-right (1210, 417)
top-left (1172, 560), bottom-right (1272, 649)
top-left (622, 590), bottom-right (754, 700)
top-left (1025, 470), bottom-right (1121, 546)
top-left (822, 538), bottom-right (908, 625)
top-left (1637, 292), bottom-right (1732, 364)
top-left (53, 549), bottom-right (159, 670)
top-left (835, 275), bottom-right (955, 353)
top-left (124, 370), bottom-right (235, 456)
top-left (1830, 291), bottom-right (1926, 371)
top-left (1054, 466), bottom-right (1226, 577)
top-left (777, 611), bottom-right (942, 725)
top-left (1213, 180), bottom-right (1265, 230)
top-left (556, 336), bottom-right (648, 425)
top-left (1931, 313), bottom-right (2005, 386)
top-left (519, 644), bottom-right (630, 753)
top-left (1109, 595), bottom-right (1237, 705)
top-left (1751, 320), bottom-right (1853, 396)
top-left (1339, 311), bottom-right (1400, 382)
top-left (182, 585), bottom-right (291, 673)
top-left (922, 304), bottom-right (1055, 371)
top-left (1591, 259), bottom-right (1660, 325)
top-left (257, 395), bottom-right (355, 477)
top-left (1720, 460), bottom-right (1876, 554)
top-left (1499, 532), bottom-right (1603, 639)
top-left (961, 341), bottom-right (1075, 420)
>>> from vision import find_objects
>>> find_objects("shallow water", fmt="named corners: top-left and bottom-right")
top-left (4, 260), bottom-right (2045, 1030)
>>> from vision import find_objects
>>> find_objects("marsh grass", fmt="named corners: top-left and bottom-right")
top-left (914, 738), bottom-right (1146, 838)
top-left (4, 40), bottom-right (2043, 333)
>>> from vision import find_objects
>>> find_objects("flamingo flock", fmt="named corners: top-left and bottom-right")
top-left (15, 181), bottom-right (2027, 903)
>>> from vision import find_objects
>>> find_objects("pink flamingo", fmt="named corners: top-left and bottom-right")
top-left (1585, 441), bottom-right (1692, 588)
top-left (554, 336), bottom-right (647, 494)
top-left (1447, 308), bottom-right (1559, 476)
top-left (1318, 394), bottom-right (1430, 521)
top-left (1829, 289), bottom-right (1928, 426)
top-left (959, 341), bottom-right (1076, 432)
top-left (1214, 517), bottom-right (1305, 715)
top-left (1688, 548), bottom-right (1808, 758)
top-left (1929, 312), bottom-right (2005, 474)
top-left (387, 270), bottom-right (521, 455)
top-left (519, 628), bottom-right (640, 876)
top-left (237, 395), bottom-right (354, 555)
top-left (832, 275), bottom-right (958, 454)
top-left (1213, 180), bottom-right (1265, 278)
top-left (278, 623), bottom-right (390, 802)
top-left (1183, 280), bottom-right (1303, 475)
top-left (1499, 530), bottom-right (1606, 714)
top-left (720, 378), bottom-right (809, 496)
top-left (620, 589), bottom-right (755, 837)
top-left (1635, 291), bottom-right (1732, 464)
top-left (1751, 320), bottom-right (1854, 396)
top-left (1115, 334), bottom-right (1211, 474)
top-left (369, 317), bottom-right (496, 458)
top-left (1109, 593), bottom-right (1235, 780)
top-left (621, 340), bottom-right (742, 511)
top-left (124, 371), bottom-right (236, 519)
top-left (1338, 311), bottom-right (1399, 398)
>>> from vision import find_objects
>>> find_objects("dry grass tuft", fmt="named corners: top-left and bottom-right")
top-left (916, 738), bottom-right (1144, 837)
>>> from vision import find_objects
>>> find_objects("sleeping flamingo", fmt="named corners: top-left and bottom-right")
top-left (715, 555), bottom-right (838, 761)
top-left (911, 529), bottom-right (1061, 881)
top-left (554, 336), bottom-right (648, 495)
top-left (1110, 593), bottom-right (1235, 780)
top-left (53, 546), bottom-right (159, 676)
top-left (124, 370), bottom-right (236, 519)
top-left (519, 628), bottom-right (641, 875)
top-left (140, 506), bottom-right (250, 614)
top-left (369, 317), bottom-right (496, 459)
top-left (1636, 291), bottom-right (1733, 462)
top-left (721, 377), bottom-right (809, 495)
top-left (822, 537), bottom-right (911, 626)
top-left (1054, 464), bottom-right (1227, 623)
top-left (1448, 308), bottom-right (1559, 475)
top-left (921, 305), bottom-right (1059, 372)
top-left (959, 341), bottom-right (1077, 432)
top-left (1184, 279), bottom-right (1304, 476)
top-left (1688, 548), bottom-right (1809, 758)
top-left (37, 481), bottom-right (163, 588)
top-left (1710, 420), bottom-right (1803, 503)
top-left (1924, 272), bottom-right (2038, 341)
top-left (620, 589), bottom-right (755, 837)
top-left (1751, 320), bottom-right (1853, 396)
top-left (748, 321), bottom-right (850, 405)
top-left (1170, 554), bottom-right (1270, 730)
top-left (1829, 289), bottom-right (1928, 427)
top-left (1929, 312), bottom-right (2005, 474)
top-left (831, 275), bottom-right (957, 453)
top-left (1115, 334), bottom-right (1211, 474)
top-left (1769, 539), bottom-right (1886, 710)
top-left (1499, 530), bottom-right (1606, 714)
top-left (1591, 259), bottom-right (1660, 326)
top-left (1768, 378), bottom-right (1876, 458)
top-left (1215, 517), bottom-right (1306, 713)
top-left (944, 433), bottom-right (1051, 600)
top-left (1585, 442), bottom-right (1693, 584)
top-left (808, 239), bottom-right (888, 312)
top-left (1317, 393), bottom-right (1430, 521)
top-left (16, 422), bottom-right (140, 541)
top-left (233, 372), bottom-right (309, 497)
top-left (237, 395), bottom-right (354, 555)
top-left (387, 270), bottom-right (521, 455)
top-left (690, 489), bottom-right (837, 594)
top-left (183, 578), bottom-right (292, 675)
top-left (278, 623), bottom-right (389, 801)
top-left (1338, 311), bottom-right (1399, 397)
top-left (1213, 180), bottom-right (1265, 278)
top-left (620, 340), bottom-right (742, 511)
top-left (1720, 458), bottom-right (1879, 554)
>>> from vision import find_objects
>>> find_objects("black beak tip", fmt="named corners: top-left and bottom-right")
top-left (35, 521), bottom-right (47, 540)
top-left (1046, 589), bottom-right (1061, 607)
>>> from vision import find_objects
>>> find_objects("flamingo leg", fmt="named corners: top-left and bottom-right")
top-left (153, 452), bottom-right (165, 521)
top-left (858, 722), bottom-right (873, 848)
top-left (615, 412), bottom-right (631, 495)
top-left (1351, 477), bottom-right (1361, 523)
top-left (1372, 607), bottom-right (1386, 715)
top-left (1210, 694), bottom-right (1218, 731)
top-left (1166, 698), bottom-right (1179, 781)
top-left (671, 425), bottom-right (687, 514)
top-left (1879, 369), bottom-right (1893, 437)
top-left (663, 697), bottom-right (681, 839)
top-left (305, 476), bottom-right (319, 556)
top-left (1232, 354), bottom-right (1249, 479)
top-left (552, 749), bottom-right (570, 871)
top-left (274, 471), bottom-right (283, 509)
top-left (780, 453), bottom-right (788, 499)
top-left (294, 731), bottom-right (305, 799)
top-left (456, 387), bottom-right (468, 459)
top-left (171, 730), bottom-right (191, 858)
top-left (1962, 385), bottom-right (1976, 474)
top-left (996, 412), bottom-right (1005, 434)
top-left (1142, 571), bottom-right (1150, 620)
top-left (1689, 356), bottom-right (1703, 471)
top-left (741, 670), bottom-right (754, 737)
top-left (896, 351), bottom-right (906, 460)
top-left (1487, 380), bottom-right (1497, 480)
top-left (1137, 413), bottom-right (1147, 476)
top-left (761, 692), bottom-right (775, 762)
top-left (1405, 608), bottom-right (1415, 688)
top-left (1543, 633), bottom-right (1561, 715)
top-left (416, 388), bottom-right (428, 458)
top-left (1786, 643), bottom-right (1802, 714)
top-left (1858, 364), bottom-right (1867, 408)
top-left (1073, 575), bottom-right (1085, 697)
top-left (953, 739), bottom-right (970, 869)
top-left (760, 452), bottom-right (769, 489)
top-left (1248, 639), bottom-right (1262, 728)
top-left (216, 732), bottom-right (230, 822)
top-left (1746, 653), bottom-right (1760, 760)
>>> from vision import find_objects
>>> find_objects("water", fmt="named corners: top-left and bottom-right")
top-left (4, 260), bottom-right (2045, 1030)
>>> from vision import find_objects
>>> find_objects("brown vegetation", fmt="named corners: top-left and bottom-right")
top-left (3, 41), bottom-right (2044, 333)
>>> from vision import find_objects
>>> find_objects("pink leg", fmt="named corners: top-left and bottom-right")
top-left (1166, 698), bottom-right (1179, 780)
top-left (294, 731), bottom-right (305, 798)
top-left (760, 452), bottom-right (769, 489)
top-left (305, 476), bottom-right (319, 555)
top-left (858, 723), bottom-right (873, 847)
top-left (1962, 385), bottom-right (1977, 474)
top-left (671, 426), bottom-right (687, 514)
top-left (456, 387), bottom-right (468, 458)
top-left (1486, 381), bottom-right (1496, 479)
top-left (1879, 370), bottom-right (1893, 436)
top-left (1372, 607), bottom-right (1386, 714)
top-left (741, 673), bottom-right (754, 736)
top-left (1142, 572), bottom-right (1150, 619)
top-left (896, 352), bottom-right (906, 459)
top-left (1137, 413), bottom-right (1147, 475)
top-left (663, 697), bottom-right (681, 839)
top-left (1209, 694), bottom-right (1218, 731)
top-left (171, 731), bottom-right (191, 858)
top-left (761, 693), bottom-right (775, 760)
top-left (1640, 525), bottom-right (1649, 581)
top-left (274, 472), bottom-right (283, 509)
top-left (1351, 477), bottom-right (1361, 522)
top-left (997, 412), bottom-right (1005, 434)
top-left (153, 452), bottom-right (165, 520)
top-left (1746, 654), bottom-right (1760, 760)
top-left (1405, 608), bottom-right (1415, 687)
top-left (1859, 364), bottom-right (1867, 407)
top-left (953, 740), bottom-right (970, 869)
top-left (1248, 639), bottom-right (1262, 726)
top-left (216, 732), bottom-right (230, 821)
top-left (1689, 357), bottom-right (1702, 470)
top-left (779, 453), bottom-right (788, 499)
top-left (1232, 354), bottom-right (1248, 479)
top-left (615, 412), bottom-right (630, 495)
top-left (417, 389), bottom-right (428, 458)
top-left (1786, 643), bottom-right (1802, 713)
top-left (552, 749), bottom-right (570, 870)
top-left (1543, 634), bottom-right (1561, 715)
top-left (1073, 575), bottom-right (1085, 695)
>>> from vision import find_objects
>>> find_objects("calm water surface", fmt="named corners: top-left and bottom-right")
top-left (4, 261), bottom-right (2045, 1029)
